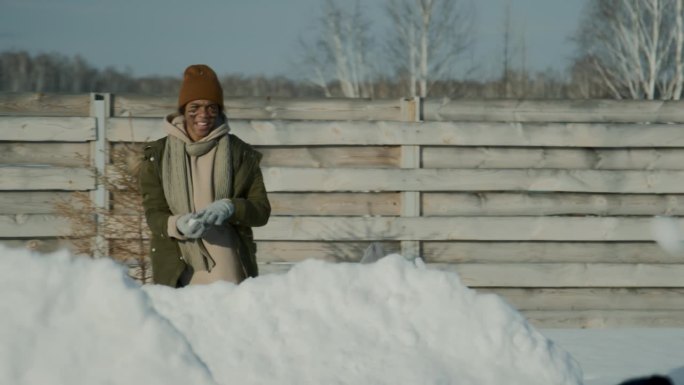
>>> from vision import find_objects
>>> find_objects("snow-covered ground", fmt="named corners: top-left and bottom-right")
top-left (0, 245), bottom-right (681, 385)
top-left (545, 329), bottom-right (684, 385)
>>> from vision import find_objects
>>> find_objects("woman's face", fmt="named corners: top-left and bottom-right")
top-left (183, 99), bottom-right (221, 141)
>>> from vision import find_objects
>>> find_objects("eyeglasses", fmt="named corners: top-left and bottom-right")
top-left (186, 103), bottom-right (220, 117)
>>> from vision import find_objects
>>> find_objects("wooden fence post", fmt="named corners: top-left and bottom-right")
top-left (90, 93), bottom-right (111, 257)
top-left (400, 97), bottom-right (422, 259)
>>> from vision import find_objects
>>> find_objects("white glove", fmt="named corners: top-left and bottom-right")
top-left (176, 213), bottom-right (208, 238)
top-left (196, 199), bottom-right (235, 226)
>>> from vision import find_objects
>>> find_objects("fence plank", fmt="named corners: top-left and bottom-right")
top-left (0, 93), bottom-right (91, 116)
top-left (241, 120), bottom-right (684, 147)
top-left (269, 192), bottom-right (400, 216)
top-left (234, 121), bottom-right (684, 147)
top-left (60, 216), bottom-right (681, 242)
top-left (257, 241), bottom-right (682, 264)
top-left (0, 191), bottom-right (77, 214)
top-left (422, 241), bottom-right (676, 263)
top-left (423, 99), bottom-right (684, 123)
top-left (257, 241), bottom-right (401, 263)
top-left (108, 117), bottom-right (160, 141)
top-left (255, 261), bottom-right (684, 287)
top-left (118, 190), bottom-right (684, 218)
top-left (444, 263), bottom-right (684, 287)
top-left (112, 95), bottom-right (403, 120)
top-left (0, 238), bottom-right (75, 254)
top-left (422, 192), bottom-right (684, 216)
top-left (258, 263), bottom-right (294, 275)
top-left (111, 95), bottom-right (176, 118)
top-left (254, 216), bottom-right (683, 241)
top-left (423, 147), bottom-right (684, 170)
top-left (104, 239), bottom-right (401, 263)
top-left (109, 191), bottom-right (401, 216)
top-left (108, 118), bottom-right (684, 147)
top-left (53, 239), bottom-right (679, 266)
top-left (0, 166), bottom-right (94, 190)
top-left (0, 117), bottom-right (96, 141)
top-left (479, 288), bottom-right (684, 311)
top-left (262, 167), bottom-right (684, 193)
top-left (39, 237), bottom-right (677, 265)
top-left (522, 310), bottom-right (684, 328)
top-left (0, 215), bottom-right (72, 237)
top-left (259, 146), bottom-right (400, 168)
top-left (0, 143), bottom-right (90, 166)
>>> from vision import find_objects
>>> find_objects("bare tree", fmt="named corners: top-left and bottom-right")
top-left (668, 0), bottom-right (684, 99)
top-left (567, 56), bottom-right (610, 99)
top-left (385, 0), bottom-right (475, 97)
top-left (573, 0), bottom-right (683, 100)
top-left (501, 0), bottom-right (512, 97)
top-left (297, 0), bottom-right (374, 98)
top-left (1, 48), bottom-right (577, 99)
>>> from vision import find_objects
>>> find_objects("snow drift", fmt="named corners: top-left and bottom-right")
top-left (0, 246), bottom-right (582, 385)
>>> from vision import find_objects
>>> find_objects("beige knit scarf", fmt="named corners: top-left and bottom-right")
top-left (162, 116), bottom-right (232, 272)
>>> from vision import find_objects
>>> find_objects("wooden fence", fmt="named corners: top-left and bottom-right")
top-left (2, 92), bottom-right (684, 328)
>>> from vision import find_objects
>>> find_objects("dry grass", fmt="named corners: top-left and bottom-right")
top-left (54, 144), bottom-right (152, 284)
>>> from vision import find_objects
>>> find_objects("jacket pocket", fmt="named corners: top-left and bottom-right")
top-left (149, 237), bottom-right (185, 286)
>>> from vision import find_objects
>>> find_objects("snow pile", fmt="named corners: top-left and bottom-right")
top-left (0, 247), bottom-right (215, 385)
top-left (0, 246), bottom-right (582, 385)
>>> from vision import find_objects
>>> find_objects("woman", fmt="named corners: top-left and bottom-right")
top-left (139, 64), bottom-right (270, 287)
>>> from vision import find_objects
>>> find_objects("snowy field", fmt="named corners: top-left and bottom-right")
top-left (1, 245), bottom-right (682, 385)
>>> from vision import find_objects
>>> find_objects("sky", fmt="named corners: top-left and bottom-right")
top-left (0, 0), bottom-right (586, 79)
top-left (2, 245), bottom-right (683, 385)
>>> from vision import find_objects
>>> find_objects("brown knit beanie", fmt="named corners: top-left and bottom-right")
top-left (178, 64), bottom-right (224, 110)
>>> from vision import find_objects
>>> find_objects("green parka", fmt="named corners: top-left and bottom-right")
top-left (139, 134), bottom-right (271, 287)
